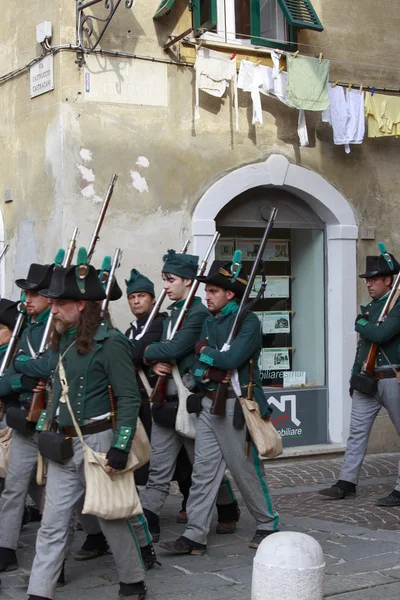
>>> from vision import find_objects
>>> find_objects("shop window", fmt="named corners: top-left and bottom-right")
top-left (215, 187), bottom-right (328, 448)
top-left (154, 0), bottom-right (323, 51)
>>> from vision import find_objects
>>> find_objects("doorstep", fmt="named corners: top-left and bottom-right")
top-left (264, 443), bottom-right (346, 463)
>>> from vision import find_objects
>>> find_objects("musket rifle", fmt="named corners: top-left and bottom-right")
top-left (0, 294), bottom-right (27, 378)
top-left (101, 248), bottom-right (122, 319)
top-left (87, 174), bottom-right (118, 263)
top-left (0, 244), bottom-right (9, 264)
top-left (210, 208), bottom-right (278, 416)
top-left (150, 232), bottom-right (220, 405)
top-left (355, 243), bottom-right (400, 386)
top-left (135, 239), bottom-right (191, 341)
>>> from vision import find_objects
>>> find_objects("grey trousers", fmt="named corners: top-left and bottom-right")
top-left (141, 421), bottom-right (235, 516)
top-left (184, 397), bottom-right (279, 545)
top-left (340, 379), bottom-right (400, 490)
top-left (0, 430), bottom-right (44, 550)
top-left (28, 430), bottom-right (145, 600)
top-left (79, 510), bottom-right (153, 548)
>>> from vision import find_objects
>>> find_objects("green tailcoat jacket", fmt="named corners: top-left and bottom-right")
top-left (14, 321), bottom-right (141, 454)
top-left (0, 308), bottom-right (50, 407)
top-left (353, 293), bottom-right (400, 374)
top-left (144, 297), bottom-right (209, 377)
top-left (192, 301), bottom-right (272, 417)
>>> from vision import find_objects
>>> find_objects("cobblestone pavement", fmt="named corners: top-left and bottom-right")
top-left (1, 452), bottom-right (400, 600)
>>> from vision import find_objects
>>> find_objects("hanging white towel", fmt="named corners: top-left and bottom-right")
top-left (322, 84), bottom-right (365, 153)
top-left (195, 47), bottom-right (239, 131)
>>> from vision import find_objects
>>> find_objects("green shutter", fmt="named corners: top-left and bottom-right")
top-left (190, 0), bottom-right (217, 30)
top-left (277, 0), bottom-right (323, 32)
top-left (153, 0), bottom-right (176, 20)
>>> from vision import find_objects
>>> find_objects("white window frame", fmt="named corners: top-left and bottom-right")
top-left (200, 0), bottom-right (287, 47)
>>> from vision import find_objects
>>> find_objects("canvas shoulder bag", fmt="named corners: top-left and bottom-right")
top-left (59, 360), bottom-right (143, 520)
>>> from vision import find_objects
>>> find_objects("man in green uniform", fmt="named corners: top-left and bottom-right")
top-left (0, 263), bottom-right (53, 572)
top-left (18, 251), bottom-right (146, 600)
top-left (141, 250), bottom-right (239, 543)
top-left (0, 299), bottom-right (20, 496)
top-left (159, 254), bottom-right (279, 556)
top-left (125, 268), bottom-right (193, 528)
top-left (319, 252), bottom-right (400, 506)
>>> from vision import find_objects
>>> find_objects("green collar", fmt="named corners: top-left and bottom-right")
top-left (168, 296), bottom-right (202, 310)
top-left (373, 292), bottom-right (390, 304)
top-left (220, 300), bottom-right (239, 316)
top-left (28, 307), bottom-right (50, 325)
top-left (0, 343), bottom-right (8, 353)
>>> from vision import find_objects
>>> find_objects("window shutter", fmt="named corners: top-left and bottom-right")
top-left (190, 0), bottom-right (217, 30)
top-left (153, 0), bottom-right (176, 19)
top-left (277, 0), bottom-right (323, 32)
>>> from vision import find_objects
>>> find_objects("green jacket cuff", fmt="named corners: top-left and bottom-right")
top-left (112, 425), bottom-right (133, 453)
top-left (10, 374), bottom-right (23, 392)
top-left (355, 318), bottom-right (369, 328)
top-left (199, 351), bottom-right (214, 366)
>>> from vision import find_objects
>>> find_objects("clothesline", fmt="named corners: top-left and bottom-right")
top-left (188, 38), bottom-right (400, 96)
top-left (193, 28), bottom-right (400, 71)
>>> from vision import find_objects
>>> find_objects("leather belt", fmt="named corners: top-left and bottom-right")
top-left (205, 389), bottom-right (236, 401)
top-left (61, 419), bottom-right (112, 438)
top-left (374, 371), bottom-right (398, 380)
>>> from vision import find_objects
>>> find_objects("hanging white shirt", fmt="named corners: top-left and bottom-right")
top-left (195, 47), bottom-right (239, 131)
top-left (322, 84), bottom-right (365, 153)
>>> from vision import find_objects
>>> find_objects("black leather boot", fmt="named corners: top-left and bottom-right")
top-left (318, 480), bottom-right (356, 499)
top-left (216, 500), bottom-right (241, 534)
top-left (0, 547), bottom-right (17, 572)
top-left (143, 509), bottom-right (160, 544)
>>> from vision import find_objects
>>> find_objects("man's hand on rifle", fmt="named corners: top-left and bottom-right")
top-left (32, 379), bottom-right (46, 394)
top-left (153, 362), bottom-right (172, 377)
top-left (206, 367), bottom-right (231, 383)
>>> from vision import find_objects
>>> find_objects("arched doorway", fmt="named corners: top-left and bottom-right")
top-left (192, 154), bottom-right (358, 448)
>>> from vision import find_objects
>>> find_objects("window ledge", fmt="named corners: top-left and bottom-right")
top-left (180, 37), bottom-right (288, 67)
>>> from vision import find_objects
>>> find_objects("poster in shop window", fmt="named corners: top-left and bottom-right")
top-left (215, 239), bottom-right (235, 260)
top-left (259, 348), bottom-right (290, 371)
top-left (263, 311), bottom-right (290, 334)
top-left (250, 276), bottom-right (290, 299)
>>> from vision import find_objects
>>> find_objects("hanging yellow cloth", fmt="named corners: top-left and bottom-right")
top-left (365, 92), bottom-right (400, 138)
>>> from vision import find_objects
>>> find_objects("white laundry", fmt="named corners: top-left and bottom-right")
top-left (195, 47), bottom-right (238, 130)
top-left (238, 56), bottom-right (308, 145)
top-left (322, 83), bottom-right (365, 153)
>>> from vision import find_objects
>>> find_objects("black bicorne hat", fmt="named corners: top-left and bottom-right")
top-left (197, 252), bottom-right (249, 298)
top-left (0, 299), bottom-right (19, 331)
top-left (15, 264), bottom-right (54, 291)
top-left (40, 248), bottom-right (106, 301)
top-left (359, 254), bottom-right (400, 278)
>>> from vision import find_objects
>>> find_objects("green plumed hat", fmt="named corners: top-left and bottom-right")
top-left (125, 269), bottom-right (155, 297)
top-left (197, 251), bottom-right (248, 298)
top-left (97, 256), bottom-right (122, 301)
top-left (162, 249), bottom-right (199, 280)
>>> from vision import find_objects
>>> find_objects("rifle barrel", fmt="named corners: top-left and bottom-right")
top-left (0, 311), bottom-right (25, 377)
top-left (87, 173), bottom-right (118, 262)
top-left (135, 238), bottom-right (191, 341)
top-left (101, 248), bottom-right (122, 317)
top-left (36, 227), bottom-right (79, 358)
top-left (0, 244), bottom-right (9, 263)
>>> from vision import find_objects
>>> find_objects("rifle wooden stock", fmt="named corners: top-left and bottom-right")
top-left (150, 374), bottom-right (168, 405)
top-left (211, 208), bottom-right (278, 416)
top-left (149, 233), bottom-right (220, 405)
top-left (210, 382), bottom-right (229, 416)
top-left (363, 343), bottom-right (378, 376)
top-left (27, 388), bottom-right (46, 422)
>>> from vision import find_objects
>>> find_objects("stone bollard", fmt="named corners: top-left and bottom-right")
top-left (251, 531), bottom-right (325, 600)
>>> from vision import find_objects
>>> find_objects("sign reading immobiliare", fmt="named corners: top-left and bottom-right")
top-left (30, 55), bottom-right (54, 98)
